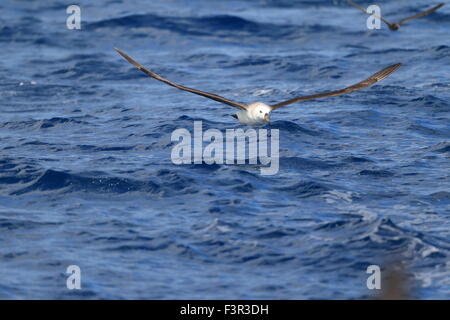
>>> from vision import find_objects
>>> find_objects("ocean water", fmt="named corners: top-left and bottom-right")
top-left (0, 0), bottom-right (449, 299)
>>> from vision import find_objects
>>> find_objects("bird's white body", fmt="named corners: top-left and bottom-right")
top-left (236, 102), bottom-right (272, 126)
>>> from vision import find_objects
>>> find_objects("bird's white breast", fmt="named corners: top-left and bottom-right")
top-left (236, 110), bottom-right (266, 126)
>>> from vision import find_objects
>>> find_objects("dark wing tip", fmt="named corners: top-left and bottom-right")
top-left (373, 63), bottom-right (402, 82)
top-left (399, 3), bottom-right (446, 24)
top-left (114, 47), bottom-right (125, 57)
top-left (114, 47), bottom-right (143, 70)
top-left (436, 3), bottom-right (445, 11)
top-left (426, 3), bottom-right (445, 14)
top-left (115, 47), bottom-right (130, 61)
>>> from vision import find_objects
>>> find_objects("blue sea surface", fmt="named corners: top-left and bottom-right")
top-left (0, 0), bottom-right (449, 299)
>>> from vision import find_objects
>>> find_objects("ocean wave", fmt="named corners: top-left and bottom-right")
top-left (1, 117), bottom-right (90, 130)
top-left (0, 217), bottom-right (61, 231)
top-left (276, 180), bottom-right (331, 198)
top-left (358, 169), bottom-right (395, 178)
top-left (313, 217), bottom-right (449, 267)
top-left (87, 13), bottom-right (334, 41)
top-left (8, 168), bottom-right (200, 196)
top-left (280, 156), bottom-right (338, 170)
top-left (408, 95), bottom-right (450, 112)
top-left (268, 120), bottom-right (330, 136)
top-left (408, 122), bottom-right (450, 138)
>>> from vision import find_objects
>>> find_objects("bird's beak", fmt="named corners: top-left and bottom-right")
top-left (264, 113), bottom-right (270, 122)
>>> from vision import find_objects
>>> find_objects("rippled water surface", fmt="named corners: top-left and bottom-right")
top-left (0, 0), bottom-right (449, 299)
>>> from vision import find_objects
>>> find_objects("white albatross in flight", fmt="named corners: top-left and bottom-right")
top-left (115, 48), bottom-right (401, 126)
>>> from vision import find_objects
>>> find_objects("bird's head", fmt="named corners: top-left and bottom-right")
top-left (249, 102), bottom-right (272, 123)
top-left (389, 23), bottom-right (400, 31)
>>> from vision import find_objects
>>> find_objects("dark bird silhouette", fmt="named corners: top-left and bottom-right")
top-left (347, 0), bottom-right (445, 31)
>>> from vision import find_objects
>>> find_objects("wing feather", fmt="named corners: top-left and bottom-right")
top-left (115, 48), bottom-right (248, 110)
top-left (270, 63), bottom-right (401, 110)
top-left (398, 3), bottom-right (445, 25)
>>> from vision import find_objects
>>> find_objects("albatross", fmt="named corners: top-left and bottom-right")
top-left (115, 48), bottom-right (401, 126)
top-left (347, 0), bottom-right (445, 31)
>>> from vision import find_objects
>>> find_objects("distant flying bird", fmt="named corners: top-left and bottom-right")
top-left (115, 48), bottom-right (401, 126)
top-left (347, 0), bottom-right (445, 31)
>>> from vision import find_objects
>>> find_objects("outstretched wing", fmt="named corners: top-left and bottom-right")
top-left (398, 3), bottom-right (445, 25)
top-left (115, 48), bottom-right (248, 110)
top-left (270, 63), bottom-right (401, 110)
top-left (347, 0), bottom-right (394, 27)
